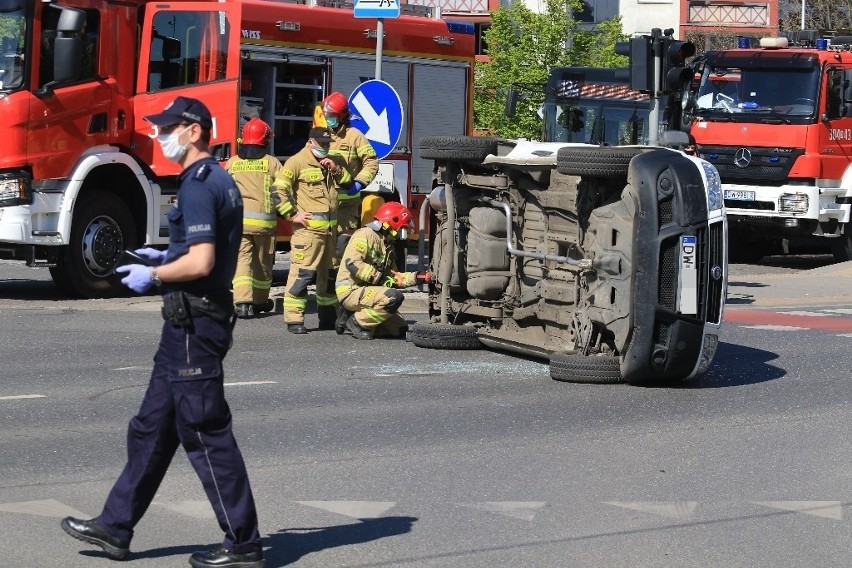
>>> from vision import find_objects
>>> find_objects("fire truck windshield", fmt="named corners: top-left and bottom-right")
top-left (0, 2), bottom-right (27, 92)
top-left (694, 64), bottom-right (819, 123)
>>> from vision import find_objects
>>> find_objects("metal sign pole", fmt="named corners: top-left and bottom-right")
top-left (375, 18), bottom-right (383, 81)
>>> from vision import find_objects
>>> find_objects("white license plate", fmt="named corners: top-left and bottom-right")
top-left (679, 235), bottom-right (697, 315)
top-left (724, 189), bottom-right (755, 201)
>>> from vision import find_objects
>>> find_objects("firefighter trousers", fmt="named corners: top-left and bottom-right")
top-left (232, 231), bottom-right (275, 305)
top-left (339, 285), bottom-right (406, 336)
top-left (284, 227), bottom-right (338, 324)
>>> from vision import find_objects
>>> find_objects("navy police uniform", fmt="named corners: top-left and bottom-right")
top-left (96, 157), bottom-right (262, 554)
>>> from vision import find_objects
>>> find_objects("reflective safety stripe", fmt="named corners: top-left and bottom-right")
top-left (336, 282), bottom-right (356, 297)
top-left (305, 218), bottom-right (337, 230)
top-left (316, 294), bottom-right (338, 307)
top-left (243, 212), bottom-right (277, 229)
top-left (363, 306), bottom-right (389, 324)
top-left (233, 275), bottom-right (272, 290)
top-left (356, 264), bottom-right (378, 282)
top-left (284, 296), bottom-right (307, 308)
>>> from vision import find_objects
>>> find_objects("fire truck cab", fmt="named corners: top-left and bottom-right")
top-left (686, 35), bottom-right (852, 262)
top-left (0, 0), bottom-right (473, 297)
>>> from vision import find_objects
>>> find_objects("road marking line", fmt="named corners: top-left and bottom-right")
top-left (726, 309), bottom-right (852, 333)
top-left (753, 501), bottom-right (842, 520)
top-left (739, 325), bottom-right (807, 331)
top-left (223, 381), bottom-right (277, 386)
top-left (822, 308), bottom-right (852, 315)
top-left (458, 501), bottom-right (546, 521)
top-left (605, 501), bottom-right (698, 519)
top-left (296, 501), bottom-right (396, 519)
top-left (0, 499), bottom-right (88, 518)
top-left (781, 310), bottom-right (833, 317)
top-left (0, 394), bottom-right (46, 401)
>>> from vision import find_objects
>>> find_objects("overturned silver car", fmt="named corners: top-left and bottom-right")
top-left (411, 136), bottom-right (727, 385)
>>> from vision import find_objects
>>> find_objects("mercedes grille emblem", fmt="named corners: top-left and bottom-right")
top-left (711, 265), bottom-right (723, 281)
top-left (734, 148), bottom-right (752, 168)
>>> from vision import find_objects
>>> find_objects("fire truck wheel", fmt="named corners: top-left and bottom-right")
top-left (409, 322), bottom-right (482, 350)
top-left (419, 136), bottom-right (499, 162)
top-left (556, 147), bottom-right (644, 178)
top-left (549, 352), bottom-right (624, 384)
top-left (50, 191), bottom-right (137, 299)
top-left (831, 230), bottom-right (852, 262)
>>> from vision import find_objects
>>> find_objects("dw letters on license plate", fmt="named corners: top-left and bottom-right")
top-left (679, 235), bottom-right (698, 315)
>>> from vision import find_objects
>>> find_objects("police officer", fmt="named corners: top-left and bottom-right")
top-left (276, 126), bottom-right (352, 333)
top-left (227, 118), bottom-right (283, 318)
top-left (335, 202), bottom-right (430, 340)
top-left (60, 96), bottom-right (265, 568)
top-left (319, 92), bottom-right (379, 254)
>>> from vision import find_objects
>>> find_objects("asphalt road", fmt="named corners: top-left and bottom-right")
top-left (1, 255), bottom-right (851, 567)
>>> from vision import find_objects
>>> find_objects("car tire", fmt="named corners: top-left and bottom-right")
top-left (419, 136), bottom-right (499, 161)
top-left (556, 146), bottom-right (644, 177)
top-left (549, 352), bottom-right (624, 384)
top-left (409, 322), bottom-right (482, 350)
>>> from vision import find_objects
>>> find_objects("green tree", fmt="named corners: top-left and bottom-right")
top-left (474, 0), bottom-right (627, 138)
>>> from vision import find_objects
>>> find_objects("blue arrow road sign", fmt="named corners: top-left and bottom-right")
top-left (348, 80), bottom-right (403, 160)
top-left (353, 0), bottom-right (400, 19)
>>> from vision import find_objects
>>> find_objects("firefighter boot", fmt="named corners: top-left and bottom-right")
top-left (234, 303), bottom-right (255, 319)
top-left (346, 315), bottom-right (374, 340)
top-left (253, 299), bottom-right (275, 314)
top-left (335, 308), bottom-right (351, 335)
top-left (317, 305), bottom-right (338, 331)
top-left (288, 323), bottom-right (308, 334)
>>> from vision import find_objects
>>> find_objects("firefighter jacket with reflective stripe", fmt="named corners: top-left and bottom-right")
top-left (226, 153), bottom-right (284, 234)
top-left (274, 145), bottom-right (352, 231)
top-left (329, 125), bottom-right (379, 202)
top-left (335, 226), bottom-right (416, 298)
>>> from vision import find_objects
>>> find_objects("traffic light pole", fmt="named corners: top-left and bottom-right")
top-left (649, 34), bottom-right (662, 146)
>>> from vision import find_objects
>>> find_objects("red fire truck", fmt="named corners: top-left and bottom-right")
top-left (686, 35), bottom-right (852, 262)
top-left (0, 0), bottom-right (474, 297)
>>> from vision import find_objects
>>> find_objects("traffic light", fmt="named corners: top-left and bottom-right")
top-left (662, 37), bottom-right (696, 92)
top-left (615, 36), bottom-right (653, 93)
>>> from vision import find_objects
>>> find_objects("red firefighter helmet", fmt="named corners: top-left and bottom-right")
top-left (374, 202), bottom-right (414, 234)
top-left (241, 118), bottom-right (272, 145)
top-left (322, 92), bottom-right (350, 120)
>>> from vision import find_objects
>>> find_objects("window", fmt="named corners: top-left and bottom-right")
top-left (147, 10), bottom-right (230, 92)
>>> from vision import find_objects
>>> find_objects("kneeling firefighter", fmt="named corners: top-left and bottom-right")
top-left (334, 202), bottom-right (430, 340)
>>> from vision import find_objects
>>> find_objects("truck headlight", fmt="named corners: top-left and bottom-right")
top-left (700, 160), bottom-right (723, 212)
top-left (779, 193), bottom-right (808, 214)
top-left (0, 171), bottom-right (32, 207)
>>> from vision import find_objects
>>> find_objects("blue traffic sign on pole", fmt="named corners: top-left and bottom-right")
top-left (353, 0), bottom-right (400, 19)
top-left (348, 80), bottom-right (403, 160)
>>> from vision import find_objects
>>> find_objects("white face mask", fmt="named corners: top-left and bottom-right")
top-left (157, 125), bottom-right (191, 162)
top-left (311, 145), bottom-right (329, 159)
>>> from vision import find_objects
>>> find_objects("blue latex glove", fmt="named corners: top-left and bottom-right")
top-left (346, 181), bottom-right (365, 196)
top-left (115, 264), bottom-right (154, 294)
top-left (134, 247), bottom-right (166, 265)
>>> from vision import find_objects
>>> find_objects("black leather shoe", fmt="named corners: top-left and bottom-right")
top-left (61, 516), bottom-right (130, 560)
top-left (189, 546), bottom-right (265, 568)
top-left (234, 303), bottom-right (254, 319)
top-left (346, 315), bottom-right (374, 340)
top-left (252, 299), bottom-right (275, 314)
top-left (287, 323), bottom-right (307, 334)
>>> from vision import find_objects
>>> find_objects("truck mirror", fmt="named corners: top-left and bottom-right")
top-left (843, 70), bottom-right (852, 103)
top-left (52, 36), bottom-right (82, 84)
top-left (505, 87), bottom-right (519, 118)
top-left (56, 7), bottom-right (85, 34)
top-left (161, 37), bottom-right (181, 61)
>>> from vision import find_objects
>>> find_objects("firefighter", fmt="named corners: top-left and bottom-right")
top-left (335, 202), bottom-right (430, 340)
top-left (275, 127), bottom-right (352, 334)
top-left (319, 92), bottom-right (379, 255)
top-left (227, 118), bottom-right (283, 318)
